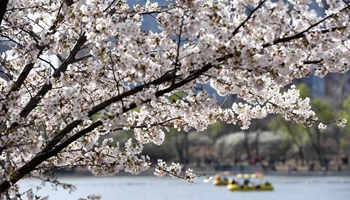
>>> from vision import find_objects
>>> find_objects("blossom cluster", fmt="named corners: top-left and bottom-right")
top-left (154, 159), bottom-right (200, 185)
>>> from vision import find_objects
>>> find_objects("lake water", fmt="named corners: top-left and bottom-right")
top-left (19, 175), bottom-right (350, 200)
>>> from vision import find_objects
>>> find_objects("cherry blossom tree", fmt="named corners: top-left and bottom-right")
top-left (0, 0), bottom-right (349, 198)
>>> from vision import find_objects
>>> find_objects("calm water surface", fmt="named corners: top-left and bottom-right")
top-left (19, 175), bottom-right (350, 200)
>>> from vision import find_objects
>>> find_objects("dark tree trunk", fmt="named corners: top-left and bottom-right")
top-left (280, 118), bottom-right (305, 165)
top-left (184, 133), bottom-right (189, 164)
top-left (306, 128), bottom-right (325, 166)
top-left (0, 0), bottom-right (9, 25)
top-left (255, 128), bottom-right (261, 158)
top-left (244, 131), bottom-right (251, 161)
top-left (175, 132), bottom-right (189, 165)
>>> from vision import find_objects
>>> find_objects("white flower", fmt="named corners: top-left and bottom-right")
top-left (204, 176), bottom-right (213, 183)
top-left (318, 123), bottom-right (327, 129)
top-left (167, 162), bottom-right (182, 178)
top-left (184, 168), bottom-right (197, 185)
top-left (337, 119), bottom-right (347, 127)
top-left (154, 159), bottom-right (167, 177)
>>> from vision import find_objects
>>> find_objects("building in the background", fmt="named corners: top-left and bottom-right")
top-left (293, 73), bottom-right (325, 98)
top-left (325, 73), bottom-right (350, 98)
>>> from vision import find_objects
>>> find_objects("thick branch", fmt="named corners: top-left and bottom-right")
top-left (87, 70), bottom-right (176, 117)
top-left (4, 34), bottom-right (87, 133)
top-left (262, 4), bottom-right (350, 48)
top-left (1, 47), bottom-right (46, 116)
top-left (18, 34), bottom-right (87, 119)
top-left (0, 121), bottom-right (101, 194)
top-left (51, 63), bottom-right (213, 158)
top-left (51, 62), bottom-right (213, 152)
top-left (262, 26), bottom-right (348, 48)
top-left (232, 0), bottom-right (267, 37)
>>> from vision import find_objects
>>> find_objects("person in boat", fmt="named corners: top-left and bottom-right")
top-left (244, 179), bottom-right (249, 185)
top-left (264, 181), bottom-right (271, 186)
top-left (241, 178), bottom-right (250, 188)
top-left (228, 179), bottom-right (237, 185)
top-left (214, 174), bottom-right (228, 183)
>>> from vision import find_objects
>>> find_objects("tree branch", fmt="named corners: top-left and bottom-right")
top-left (1, 45), bottom-right (45, 114)
top-left (16, 34), bottom-right (87, 119)
top-left (231, 0), bottom-right (267, 37)
top-left (262, 4), bottom-right (350, 48)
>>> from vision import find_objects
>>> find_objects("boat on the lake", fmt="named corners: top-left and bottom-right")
top-left (227, 180), bottom-right (273, 191)
top-left (227, 173), bottom-right (273, 191)
top-left (212, 173), bottom-right (229, 186)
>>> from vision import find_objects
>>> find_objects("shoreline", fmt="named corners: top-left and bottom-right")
top-left (50, 167), bottom-right (350, 178)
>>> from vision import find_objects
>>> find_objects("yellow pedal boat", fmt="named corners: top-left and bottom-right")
top-left (212, 179), bottom-right (229, 186)
top-left (213, 173), bottom-right (264, 186)
top-left (213, 172), bottom-right (233, 186)
top-left (227, 183), bottom-right (273, 191)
